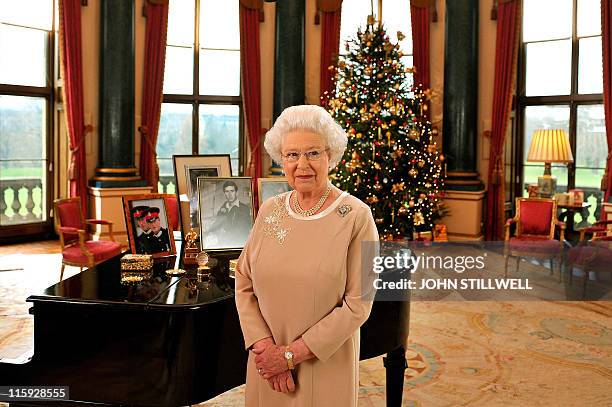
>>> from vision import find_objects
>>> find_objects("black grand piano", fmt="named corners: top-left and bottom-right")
top-left (0, 249), bottom-right (410, 406)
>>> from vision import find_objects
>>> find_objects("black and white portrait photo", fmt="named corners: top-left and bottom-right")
top-left (186, 166), bottom-right (219, 228)
top-left (172, 155), bottom-right (232, 237)
top-left (197, 177), bottom-right (254, 250)
top-left (123, 195), bottom-right (176, 257)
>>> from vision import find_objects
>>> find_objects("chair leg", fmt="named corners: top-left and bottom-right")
top-left (515, 257), bottom-right (521, 273)
top-left (504, 255), bottom-right (509, 278)
top-left (549, 258), bottom-right (554, 275)
top-left (60, 264), bottom-right (65, 281)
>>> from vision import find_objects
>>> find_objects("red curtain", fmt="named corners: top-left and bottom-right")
top-left (58, 0), bottom-right (87, 214)
top-left (139, 0), bottom-right (169, 192)
top-left (319, 9), bottom-right (342, 105)
top-left (603, 0), bottom-right (612, 202)
top-left (410, 2), bottom-right (430, 90)
top-left (485, 0), bottom-right (521, 241)
top-left (240, 4), bottom-right (263, 205)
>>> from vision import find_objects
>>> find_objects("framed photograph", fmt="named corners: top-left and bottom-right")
top-left (172, 155), bottom-right (232, 237)
top-left (123, 194), bottom-right (177, 257)
top-left (257, 177), bottom-right (292, 206)
top-left (197, 177), bottom-right (254, 251)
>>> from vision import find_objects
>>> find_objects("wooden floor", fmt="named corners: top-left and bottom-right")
top-left (1, 239), bottom-right (62, 255)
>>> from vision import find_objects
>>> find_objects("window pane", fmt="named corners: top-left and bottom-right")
top-left (576, 104), bottom-right (606, 168)
top-left (383, 0), bottom-right (412, 55)
top-left (157, 103), bottom-right (193, 176)
top-left (340, 0), bottom-right (377, 54)
top-left (523, 0), bottom-right (572, 42)
top-left (163, 46), bottom-right (194, 94)
top-left (578, 37), bottom-right (603, 94)
top-left (200, 0), bottom-right (239, 49)
top-left (401, 55), bottom-right (414, 87)
top-left (167, 0), bottom-right (194, 46)
top-left (198, 104), bottom-right (239, 175)
top-left (0, 95), bottom-right (47, 225)
top-left (523, 164), bottom-right (569, 196)
top-left (525, 40), bottom-right (571, 96)
top-left (0, 0), bottom-right (53, 30)
top-left (0, 24), bottom-right (48, 87)
top-left (523, 105), bottom-right (570, 159)
top-left (199, 49), bottom-right (240, 96)
top-left (577, 0), bottom-right (601, 37)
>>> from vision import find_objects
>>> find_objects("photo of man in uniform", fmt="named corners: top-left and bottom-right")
top-left (132, 205), bottom-right (153, 254)
top-left (143, 207), bottom-right (171, 253)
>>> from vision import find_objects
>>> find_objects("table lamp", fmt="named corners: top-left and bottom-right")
top-left (526, 129), bottom-right (573, 198)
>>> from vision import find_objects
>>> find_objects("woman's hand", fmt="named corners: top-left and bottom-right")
top-left (251, 337), bottom-right (274, 354)
top-left (266, 370), bottom-right (296, 393)
top-left (253, 344), bottom-right (287, 379)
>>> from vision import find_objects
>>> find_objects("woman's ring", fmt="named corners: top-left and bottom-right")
top-left (258, 368), bottom-right (262, 374)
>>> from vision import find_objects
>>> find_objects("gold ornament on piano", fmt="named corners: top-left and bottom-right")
top-left (196, 251), bottom-right (210, 274)
top-left (229, 259), bottom-right (238, 279)
top-left (183, 228), bottom-right (200, 266)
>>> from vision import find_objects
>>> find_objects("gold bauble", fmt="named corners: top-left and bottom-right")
top-left (375, 218), bottom-right (384, 225)
top-left (409, 200), bottom-right (415, 207)
top-left (409, 169), bottom-right (418, 177)
top-left (346, 97), bottom-right (353, 104)
top-left (418, 160), bottom-right (425, 168)
top-left (366, 41), bottom-right (372, 47)
top-left (409, 129), bottom-right (420, 140)
top-left (377, 73), bottom-right (384, 79)
top-left (398, 206), bottom-right (408, 216)
top-left (390, 119), bottom-right (397, 126)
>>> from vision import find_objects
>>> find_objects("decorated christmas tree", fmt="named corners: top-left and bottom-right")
top-left (325, 16), bottom-right (445, 240)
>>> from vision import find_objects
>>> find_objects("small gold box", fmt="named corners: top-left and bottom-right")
top-left (121, 254), bottom-right (153, 271)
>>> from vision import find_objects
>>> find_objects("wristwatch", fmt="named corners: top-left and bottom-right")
top-left (284, 346), bottom-right (295, 370)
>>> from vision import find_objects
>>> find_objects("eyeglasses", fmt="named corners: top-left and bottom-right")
top-left (281, 149), bottom-right (328, 163)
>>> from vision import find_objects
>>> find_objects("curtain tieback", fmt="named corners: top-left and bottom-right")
top-left (68, 124), bottom-right (92, 180)
top-left (490, 155), bottom-right (503, 185)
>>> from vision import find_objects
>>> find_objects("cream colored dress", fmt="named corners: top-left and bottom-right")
top-left (235, 191), bottom-right (379, 407)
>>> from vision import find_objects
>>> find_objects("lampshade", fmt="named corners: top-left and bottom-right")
top-left (527, 129), bottom-right (574, 163)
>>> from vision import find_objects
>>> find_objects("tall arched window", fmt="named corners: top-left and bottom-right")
top-left (0, 1), bottom-right (56, 239)
top-left (518, 0), bottom-right (604, 225)
top-left (157, 0), bottom-right (242, 192)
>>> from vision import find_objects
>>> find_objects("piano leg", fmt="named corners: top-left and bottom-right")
top-left (383, 346), bottom-right (407, 407)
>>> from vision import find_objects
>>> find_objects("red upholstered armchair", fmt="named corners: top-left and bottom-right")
top-left (53, 197), bottom-right (122, 281)
top-left (504, 198), bottom-right (565, 278)
top-left (566, 231), bottom-right (612, 298)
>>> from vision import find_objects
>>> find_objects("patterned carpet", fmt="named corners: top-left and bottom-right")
top-left (0, 253), bottom-right (611, 406)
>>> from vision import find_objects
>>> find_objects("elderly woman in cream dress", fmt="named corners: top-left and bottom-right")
top-left (235, 105), bottom-right (379, 407)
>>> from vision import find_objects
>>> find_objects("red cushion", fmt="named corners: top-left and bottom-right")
top-left (164, 196), bottom-right (179, 231)
top-left (63, 240), bottom-right (121, 265)
top-left (508, 236), bottom-right (561, 254)
top-left (567, 245), bottom-right (612, 271)
top-left (57, 200), bottom-right (83, 244)
top-left (519, 200), bottom-right (553, 236)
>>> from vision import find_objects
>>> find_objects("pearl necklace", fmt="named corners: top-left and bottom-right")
top-left (292, 186), bottom-right (332, 217)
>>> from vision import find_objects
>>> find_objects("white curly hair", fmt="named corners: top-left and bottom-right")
top-left (264, 105), bottom-right (348, 170)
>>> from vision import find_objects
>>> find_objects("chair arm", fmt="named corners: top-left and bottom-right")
top-left (504, 218), bottom-right (517, 241)
top-left (555, 220), bottom-right (566, 242)
top-left (59, 226), bottom-right (79, 234)
top-left (85, 219), bottom-right (115, 242)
